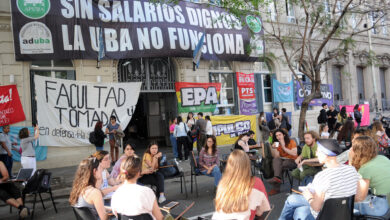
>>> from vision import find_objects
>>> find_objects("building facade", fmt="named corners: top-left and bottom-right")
top-left (0, 1), bottom-right (389, 169)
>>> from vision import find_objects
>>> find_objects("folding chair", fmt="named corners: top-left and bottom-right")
top-left (189, 151), bottom-right (201, 197)
top-left (162, 162), bottom-right (188, 198)
top-left (72, 207), bottom-right (95, 220)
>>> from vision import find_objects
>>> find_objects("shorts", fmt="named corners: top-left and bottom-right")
top-left (0, 183), bottom-right (21, 202)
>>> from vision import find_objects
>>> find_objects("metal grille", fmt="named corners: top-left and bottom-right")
top-left (118, 58), bottom-right (175, 92)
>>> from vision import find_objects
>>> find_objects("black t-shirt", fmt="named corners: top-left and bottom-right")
top-left (248, 139), bottom-right (257, 146)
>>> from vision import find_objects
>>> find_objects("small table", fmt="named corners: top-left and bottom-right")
top-left (304, 162), bottom-right (324, 167)
top-left (160, 200), bottom-right (195, 220)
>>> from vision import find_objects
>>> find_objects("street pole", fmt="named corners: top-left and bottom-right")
top-left (367, 13), bottom-right (380, 117)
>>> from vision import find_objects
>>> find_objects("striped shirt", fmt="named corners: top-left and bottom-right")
top-left (199, 148), bottom-right (219, 171)
top-left (311, 164), bottom-right (359, 217)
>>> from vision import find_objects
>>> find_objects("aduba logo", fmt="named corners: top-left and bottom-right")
top-left (19, 22), bottom-right (53, 54)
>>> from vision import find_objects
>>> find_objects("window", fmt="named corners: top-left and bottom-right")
top-left (381, 12), bottom-right (387, 35)
top-left (379, 68), bottom-right (388, 110)
top-left (332, 65), bottom-right (343, 101)
top-left (30, 60), bottom-right (75, 123)
top-left (210, 73), bottom-right (237, 115)
top-left (324, 0), bottom-right (331, 24)
top-left (262, 74), bottom-right (272, 103)
top-left (370, 11), bottom-right (378, 34)
top-left (285, 0), bottom-right (295, 23)
top-left (267, 0), bottom-right (276, 21)
top-left (356, 66), bottom-right (365, 102)
top-left (209, 0), bottom-right (221, 6)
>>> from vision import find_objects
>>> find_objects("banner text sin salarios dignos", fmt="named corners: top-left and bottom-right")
top-left (12, 0), bottom-right (264, 61)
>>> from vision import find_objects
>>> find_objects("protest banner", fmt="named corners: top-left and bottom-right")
top-left (175, 82), bottom-right (221, 113)
top-left (11, 0), bottom-right (264, 61)
top-left (0, 85), bottom-right (26, 126)
top-left (211, 115), bottom-right (257, 146)
top-left (237, 72), bottom-right (256, 99)
top-left (34, 75), bottom-right (141, 146)
top-left (296, 82), bottom-right (333, 106)
top-left (240, 100), bottom-right (258, 115)
top-left (339, 104), bottom-right (370, 127)
top-left (0, 126), bottom-right (47, 161)
top-left (272, 79), bottom-right (294, 103)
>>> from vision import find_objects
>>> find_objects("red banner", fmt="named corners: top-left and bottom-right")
top-left (237, 72), bottom-right (255, 99)
top-left (236, 72), bottom-right (255, 87)
top-left (0, 85), bottom-right (25, 126)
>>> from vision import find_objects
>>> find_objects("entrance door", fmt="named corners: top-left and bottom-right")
top-left (118, 58), bottom-right (176, 146)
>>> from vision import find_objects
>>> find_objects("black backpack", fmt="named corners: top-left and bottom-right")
top-left (261, 142), bottom-right (274, 179)
top-left (89, 131), bottom-right (96, 144)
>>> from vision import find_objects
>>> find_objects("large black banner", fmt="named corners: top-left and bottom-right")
top-left (10, 0), bottom-right (264, 61)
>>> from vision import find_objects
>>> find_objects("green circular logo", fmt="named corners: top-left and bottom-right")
top-left (17, 0), bottom-right (50, 19)
top-left (246, 15), bottom-right (262, 33)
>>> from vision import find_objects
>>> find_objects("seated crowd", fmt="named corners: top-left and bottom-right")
top-left (67, 115), bottom-right (390, 220)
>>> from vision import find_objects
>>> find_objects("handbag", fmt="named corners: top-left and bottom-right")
top-left (183, 123), bottom-right (192, 143)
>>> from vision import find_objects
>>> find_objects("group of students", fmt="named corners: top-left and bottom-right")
top-left (69, 141), bottom-right (167, 220)
top-left (169, 112), bottom-right (214, 161)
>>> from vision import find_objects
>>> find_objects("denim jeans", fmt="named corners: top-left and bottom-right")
top-left (200, 166), bottom-right (222, 187)
top-left (354, 195), bottom-right (389, 216)
top-left (0, 154), bottom-right (13, 177)
top-left (95, 146), bottom-right (104, 151)
top-left (279, 194), bottom-right (315, 220)
top-left (170, 134), bottom-right (178, 158)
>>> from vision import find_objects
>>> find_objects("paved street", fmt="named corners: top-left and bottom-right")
top-left (0, 145), bottom-right (295, 220)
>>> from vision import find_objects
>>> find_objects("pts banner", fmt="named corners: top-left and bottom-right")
top-left (211, 115), bottom-right (257, 146)
top-left (175, 82), bottom-right (221, 113)
top-left (11, 0), bottom-right (264, 61)
top-left (35, 75), bottom-right (141, 146)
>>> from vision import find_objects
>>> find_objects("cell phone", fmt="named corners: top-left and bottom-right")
top-left (163, 201), bottom-right (179, 210)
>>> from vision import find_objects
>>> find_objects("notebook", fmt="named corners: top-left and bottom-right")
top-left (10, 168), bottom-right (33, 181)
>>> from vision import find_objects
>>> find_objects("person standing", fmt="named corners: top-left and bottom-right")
top-left (327, 105), bottom-right (338, 133)
top-left (186, 112), bottom-right (196, 151)
top-left (354, 104), bottom-right (362, 129)
top-left (337, 106), bottom-right (348, 125)
top-left (0, 125), bottom-right (17, 176)
top-left (169, 117), bottom-right (178, 159)
top-left (105, 116), bottom-right (121, 163)
top-left (93, 121), bottom-right (106, 151)
top-left (205, 115), bottom-right (213, 136)
top-left (174, 116), bottom-right (190, 161)
top-left (19, 125), bottom-right (39, 174)
top-left (280, 108), bottom-right (289, 130)
top-left (317, 103), bottom-right (328, 125)
top-left (195, 112), bottom-right (207, 154)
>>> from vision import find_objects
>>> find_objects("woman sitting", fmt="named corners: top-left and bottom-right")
top-left (213, 150), bottom-right (270, 220)
top-left (111, 156), bottom-right (163, 220)
top-left (337, 119), bottom-right (355, 150)
top-left (92, 151), bottom-right (121, 199)
top-left (111, 143), bottom-right (136, 181)
top-left (198, 135), bottom-right (222, 187)
top-left (69, 158), bottom-right (107, 220)
top-left (372, 121), bottom-right (390, 154)
top-left (138, 142), bottom-right (166, 203)
top-left (350, 136), bottom-right (390, 216)
top-left (234, 133), bottom-right (258, 152)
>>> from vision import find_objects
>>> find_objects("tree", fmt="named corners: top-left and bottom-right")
top-left (217, 0), bottom-right (389, 139)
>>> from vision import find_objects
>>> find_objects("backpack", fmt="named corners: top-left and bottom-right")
top-left (23, 169), bottom-right (47, 194)
top-left (89, 131), bottom-right (97, 144)
top-left (260, 142), bottom-right (274, 179)
top-left (317, 110), bottom-right (326, 124)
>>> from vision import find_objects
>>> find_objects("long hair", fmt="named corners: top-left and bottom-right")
top-left (94, 121), bottom-right (103, 132)
top-left (92, 150), bottom-right (109, 163)
top-left (350, 136), bottom-right (378, 170)
top-left (319, 124), bottom-right (327, 134)
top-left (186, 112), bottom-right (194, 122)
top-left (69, 158), bottom-right (100, 205)
top-left (204, 135), bottom-right (217, 155)
top-left (235, 133), bottom-right (249, 145)
top-left (354, 104), bottom-right (359, 110)
top-left (215, 150), bottom-right (254, 213)
top-left (18, 128), bottom-right (29, 139)
top-left (372, 121), bottom-right (384, 133)
top-left (337, 120), bottom-right (355, 142)
top-left (145, 141), bottom-right (159, 155)
top-left (340, 107), bottom-right (347, 119)
top-left (177, 116), bottom-right (183, 124)
top-left (272, 128), bottom-right (290, 145)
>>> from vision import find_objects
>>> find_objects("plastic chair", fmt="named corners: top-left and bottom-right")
top-left (316, 195), bottom-right (355, 220)
top-left (22, 169), bottom-right (58, 219)
top-left (72, 207), bottom-right (96, 220)
top-left (119, 213), bottom-right (153, 220)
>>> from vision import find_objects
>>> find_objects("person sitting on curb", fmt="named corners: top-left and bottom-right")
top-left (0, 161), bottom-right (29, 219)
top-left (291, 131), bottom-right (321, 185)
top-left (278, 139), bottom-right (359, 220)
top-left (267, 129), bottom-right (298, 196)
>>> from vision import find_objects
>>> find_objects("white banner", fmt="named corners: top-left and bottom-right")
top-left (35, 75), bottom-right (141, 146)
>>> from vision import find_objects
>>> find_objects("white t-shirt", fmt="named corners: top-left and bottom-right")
top-left (321, 132), bottom-right (330, 138)
top-left (111, 183), bottom-right (156, 219)
top-left (206, 121), bottom-right (213, 135)
top-left (310, 164), bottom-right (359, 218)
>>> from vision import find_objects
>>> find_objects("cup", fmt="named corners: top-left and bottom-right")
top-left (274, 142), bottom-right (279, 148)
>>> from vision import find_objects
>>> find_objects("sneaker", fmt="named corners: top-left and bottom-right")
top-left (267, 188), bottom-right (281, 196)
top-left (19, 206), bottom-right (28, 219)
top-left (267, 177), bottom-right (282, 184)
top-left (158, 195), bottom-right (166, 204)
